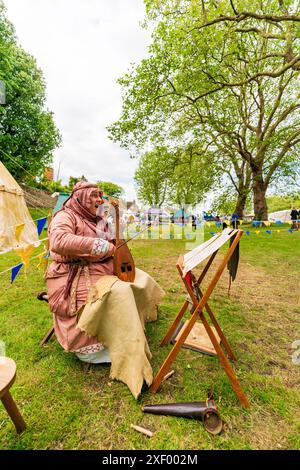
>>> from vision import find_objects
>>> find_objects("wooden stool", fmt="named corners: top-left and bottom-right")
top-left (0, 356), bottom-right (26, 433)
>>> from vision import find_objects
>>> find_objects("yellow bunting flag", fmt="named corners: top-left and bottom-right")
top-left (15, 244), bottom-right (35, 268)
top-left (15, 223), bottom-right (25, 242)
top-left (239, 220), bottom-right (243, 225)
top-left (263, 221), bottom-right (271, 227)
top-left (37, 252), bottom-right (44, 270)
top-left (255, 230), bottom-right (260, 235)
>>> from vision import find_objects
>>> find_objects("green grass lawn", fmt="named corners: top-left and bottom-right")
top-left (0, 222), bottom-right (299, 449)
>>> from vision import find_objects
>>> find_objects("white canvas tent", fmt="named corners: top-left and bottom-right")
top-left (269, 210), bottom-right (291, 223)
top-left (0, 161), bottom-right (39, 254)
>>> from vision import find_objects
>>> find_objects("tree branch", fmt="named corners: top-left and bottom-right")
top-left (165, 77), bottom-right (226, 103)
top-left (230, 0), bottom-right (239, 16)
top-left (191, 12), bottom-right (300, 32)
top-left (206, 55), bottom-right (300, 88)
top-left (264, 103), bottom-right (300, 143)
top-left (235, 27), bottom-right (285, 39)
top-left (261, 73), bottom-right (293, 139)
top-left (265, 132), bottom-right (300, 184)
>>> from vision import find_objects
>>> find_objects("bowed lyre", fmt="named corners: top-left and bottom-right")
top-left (108, 197), bottom-right (136, 282)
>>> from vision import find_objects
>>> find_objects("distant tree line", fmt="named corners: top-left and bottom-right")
top-left (36, 175), bottom-right (124, 199)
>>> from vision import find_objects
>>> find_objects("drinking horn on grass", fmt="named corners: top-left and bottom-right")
top-left (142, 400), bottom-right (223, 435)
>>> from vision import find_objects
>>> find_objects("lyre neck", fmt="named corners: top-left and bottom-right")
top-left (115, 204), bottom-right (120, 243)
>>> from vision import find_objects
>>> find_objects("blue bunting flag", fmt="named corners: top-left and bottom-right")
top-left (11, 263), bottom-right (23, 284)
top-left (37, 217), bottom-right (47, 236)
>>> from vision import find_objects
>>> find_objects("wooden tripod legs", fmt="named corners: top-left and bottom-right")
top-left (150, 231), bottom-right (249, 407)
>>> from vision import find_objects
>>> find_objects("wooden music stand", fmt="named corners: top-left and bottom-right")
top-left (150, 228), bottom-right (249, 407)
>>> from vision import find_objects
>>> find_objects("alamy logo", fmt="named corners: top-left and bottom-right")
top-left (291, 340), bottom-right (300, 365)
top-left (0, 80), bottom-right (6, 104)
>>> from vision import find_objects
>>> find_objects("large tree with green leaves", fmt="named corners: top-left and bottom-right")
top-left (97, 181), bottom-right (124, 199)
top-left (109, 0), bottom-right (300, 219)
top-left (0, 1), bottom-right (61, 181)
top-left (134, 144), bottom-right (218, 207)
top-left (170, 146), bottom-right (216, 207)
top-left (134, 147), bottom-right (175, 206)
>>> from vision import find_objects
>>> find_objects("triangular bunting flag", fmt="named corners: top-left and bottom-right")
top-left (15, 244), bottom-right (35, 268)
top-left (37, 217), bottom-right (47, 236)
top-left (15, 223), bottom-right (25, 242)
top-left (37, 252), bottom-right (45, 270)
top-left (11, 263), bottom-right (23, 283)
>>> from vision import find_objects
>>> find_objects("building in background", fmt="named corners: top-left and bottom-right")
top-left (127, 200), bottom-right (140, 213)
top-left (44, 167), bottom-right (54, 181)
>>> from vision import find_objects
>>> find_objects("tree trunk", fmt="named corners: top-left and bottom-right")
top-left (252, 170), bottom-right (268, 220)
top-left (234, 190), bottom-right (248, 219)
top-left (230, 159), bottom-right (251, 220)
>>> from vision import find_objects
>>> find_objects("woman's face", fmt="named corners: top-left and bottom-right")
top-left (88, 190), bottom-right (104, 215)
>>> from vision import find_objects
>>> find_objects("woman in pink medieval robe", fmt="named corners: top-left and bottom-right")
top-left (46, 182), bottom-right (164, 399)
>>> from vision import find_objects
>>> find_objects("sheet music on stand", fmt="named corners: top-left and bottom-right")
top-left (182, 228), bottom-right (238, 276)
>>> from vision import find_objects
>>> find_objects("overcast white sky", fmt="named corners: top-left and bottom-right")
top-left (5, 0), bottom-right (151, 200)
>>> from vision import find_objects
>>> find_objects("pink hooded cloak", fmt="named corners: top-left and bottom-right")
top-left (46, 182), bottom-right (115, 351)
